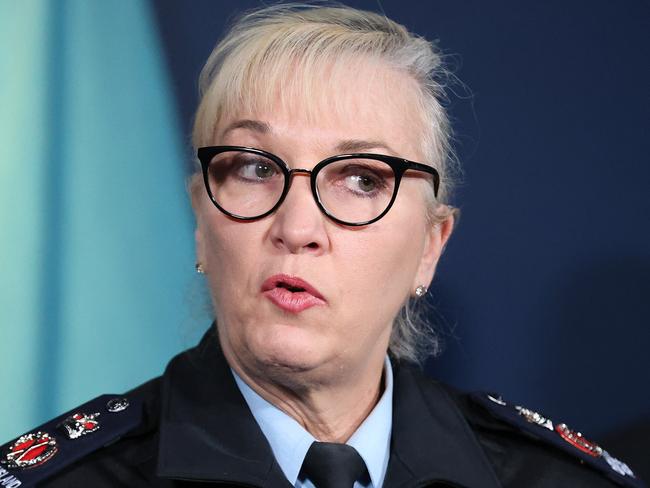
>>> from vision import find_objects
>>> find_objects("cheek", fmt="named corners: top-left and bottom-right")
top-left (333, 211), bottom-right (426, 317)
top-left (201, 217), bottom-right (260, 305)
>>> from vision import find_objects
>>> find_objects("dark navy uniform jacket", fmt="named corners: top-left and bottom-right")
top-left (1, 327), bottom-right (644, 487)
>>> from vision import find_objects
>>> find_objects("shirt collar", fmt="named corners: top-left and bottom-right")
top-left (233, 357), bottom-right (393, 487)
top-left (346, 356), bottom-right (393, 488)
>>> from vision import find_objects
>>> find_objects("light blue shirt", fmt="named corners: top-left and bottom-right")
top-left (232, 357), bottom-right (393, 488)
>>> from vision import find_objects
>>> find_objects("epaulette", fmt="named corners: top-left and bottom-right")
top-left (0, 394), bottom-right (142, 488)
top-left (470, 392), bottom-right (646, 488)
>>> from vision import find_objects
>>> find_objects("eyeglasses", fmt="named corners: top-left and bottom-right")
top-left (197, 146), bottom-right (440, 226)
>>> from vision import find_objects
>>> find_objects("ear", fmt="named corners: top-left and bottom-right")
top-left (412, 210), bottom-right (455, 291)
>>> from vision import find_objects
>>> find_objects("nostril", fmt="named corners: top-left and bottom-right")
top-left (307, 242), bottom-right (319, 249)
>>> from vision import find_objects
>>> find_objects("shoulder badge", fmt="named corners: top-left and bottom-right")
top-left (471, 392), bottom-right (645, 488)
top-left (0, 395), bottom-right (140, 488)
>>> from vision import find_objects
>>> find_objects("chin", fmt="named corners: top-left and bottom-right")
top-left (247, 322), bottom-right (328, 374)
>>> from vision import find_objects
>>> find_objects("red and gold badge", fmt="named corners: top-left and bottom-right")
top-left (2, 431), bottom-right (58, 469)
top-left (555, 423), bottom-right (603, 457)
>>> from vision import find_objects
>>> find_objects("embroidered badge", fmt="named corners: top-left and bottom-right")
top-left (58, 412), bottom-right (100, 440)
top-left (555, 423), bottom-right (603, 457)
top-left (515, 405), bottom-right (554, 431)
top-left (2, 431), bottom-right (58, 469)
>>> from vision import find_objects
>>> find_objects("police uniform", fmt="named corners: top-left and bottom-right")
top-left (0, 327), bottom-right (644, 488)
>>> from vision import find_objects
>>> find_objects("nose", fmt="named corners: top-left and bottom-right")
top-left (268, 171), bottom-right (329, 255)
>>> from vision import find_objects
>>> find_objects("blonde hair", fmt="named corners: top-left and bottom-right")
top-left (193, 2), bottom-right (457, 363)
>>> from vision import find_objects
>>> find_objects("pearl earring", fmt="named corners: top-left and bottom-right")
top-left (195, 262), bottom-right (205, 274)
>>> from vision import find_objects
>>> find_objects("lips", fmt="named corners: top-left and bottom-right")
top-left (261, 274), bottom-right (326, 313)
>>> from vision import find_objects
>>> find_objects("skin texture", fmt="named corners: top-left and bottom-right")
top-left (192, 62), bottom-right (454, 442)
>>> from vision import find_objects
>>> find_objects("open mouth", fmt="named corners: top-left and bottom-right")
top-left (261, 274), bottom-right (325, 304)
top-left (261, 274), bottom-right (326, 313)
top-left (276, 282), bottom-right (306, 293)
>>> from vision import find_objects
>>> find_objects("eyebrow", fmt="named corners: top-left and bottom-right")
top-left (221, 119), bottom-right (396, 155)
top-left (335, 139), bottom-right (396, 155)
top-left (221, 119), bottom-right (272, 136)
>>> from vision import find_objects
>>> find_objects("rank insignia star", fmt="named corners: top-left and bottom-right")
top-left (58, 412), bottom-right (101, 440)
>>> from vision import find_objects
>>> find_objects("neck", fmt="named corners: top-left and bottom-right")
top-left (226, 349), bottom-right (386, 443)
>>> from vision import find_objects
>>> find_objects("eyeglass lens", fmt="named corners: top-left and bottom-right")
top-left (206, 150), bottom-right (401, 224)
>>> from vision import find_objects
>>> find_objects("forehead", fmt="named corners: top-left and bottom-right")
top-left (214, 59), bottom-right (426, 159)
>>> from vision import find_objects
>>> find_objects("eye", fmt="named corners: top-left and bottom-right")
top-left (347, 173), bottom-right (380, 193)
top-left (332, 163), bottom-right (391, 198)
top-left (234, 158), bottom-right (279, 182)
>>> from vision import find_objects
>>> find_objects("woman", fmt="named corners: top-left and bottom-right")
top-left (0, 4), bottom-right (642, 488)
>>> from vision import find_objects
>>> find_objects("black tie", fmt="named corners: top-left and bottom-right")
top-left (299, 441), bottom-right (367, 488)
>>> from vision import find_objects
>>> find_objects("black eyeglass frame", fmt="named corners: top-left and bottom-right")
top-left (197, 145), bottom-right (440, 227)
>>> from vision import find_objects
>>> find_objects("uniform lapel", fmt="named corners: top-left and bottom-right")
top-left (156, 327), bottom-right (291, 487)
top-left (384, 362), bottom-right (502, 488)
